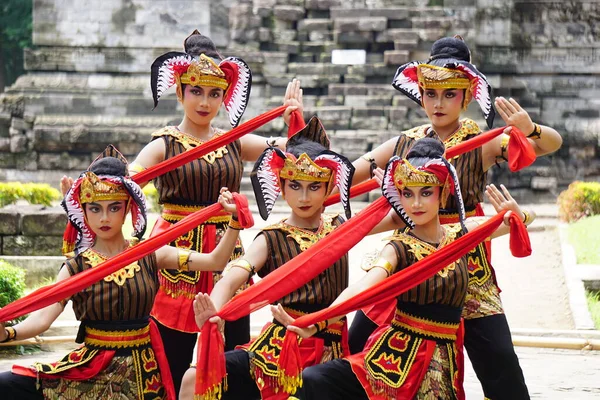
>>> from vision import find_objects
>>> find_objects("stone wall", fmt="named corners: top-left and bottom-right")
top-left (0, 0), bottom-right (598, 201)
top-left (0, 205), bottom-right (66, 256)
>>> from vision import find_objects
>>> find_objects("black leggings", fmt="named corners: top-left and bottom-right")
top-left (294, 359), bottom-right (368, 400)
top-left (464, 314), bottom-right (530, 400)
top-left (0, 371), bottom-right (43, 399)
top-left (348, 311), bottom-right (530, 400)
top-left (155, 315), bottom-right (250, 396)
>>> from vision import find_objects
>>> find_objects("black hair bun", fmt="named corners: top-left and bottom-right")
top-left (406, 137), bottom-right (445, 160)
top-left (184, 31), bottom-right (222, 60)
top-left (89, 157), bottom-right (127, 177)
top-left (286, 137), bottom-right (327, 159)
top-left (429, 36), bottom-right (471, 63)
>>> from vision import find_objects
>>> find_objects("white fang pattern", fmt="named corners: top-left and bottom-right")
top-left (221, 57), bottom-right (252, 127)
top-left (392, 61), bottom-right (422, 106)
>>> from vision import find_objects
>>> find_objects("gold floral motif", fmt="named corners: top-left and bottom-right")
top-left (279, 153), bottom-right (332, 182)
top-left (441, 118), bottom-right (481, 150)
top-left (151, 126), bottom-right (229, 164)
top-left (82, 247), bottom-right (140, 286)
top-left (385, 224), bottom-right (462, 277)
top-left (264, 214), bottom-right (337, 251)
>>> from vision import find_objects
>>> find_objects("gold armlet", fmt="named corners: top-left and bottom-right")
top-left (500, 135), bottom-right (510, 154)
top-left (228, 217), bottom-right (243, 230)
top-left (361, 152), bottom-right (375, 163)
top-left (527, 123), bottom-right (542, 140)
top-left (129, 163), bottom-right (146, 174)
top-left (1, 326), bottom-right (17, 343)
top-left (365, 257), bottom-right (394, 276)
top-left (178, 249), bottom-right (192, 271)
top-left (223, 259), bottom-right (255, 276)
top-left (522, 210), bottom-right (531, 225)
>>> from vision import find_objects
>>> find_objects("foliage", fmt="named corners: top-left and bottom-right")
top-left (0, 259), bottom-right (25, 309)
top-left (0, 1), bottom-right (32, 90)
top-left (557, 181), bottom-right (600, 223)
top-left (0, 182), bottom-right (61, 208)
top-left (142, 183), bottom-right (161, 213)
top-left (567, 215), bottom-right (600, 265)
top-left (586, 290), bottom-right (600, 330)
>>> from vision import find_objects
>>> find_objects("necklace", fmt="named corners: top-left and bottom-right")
top-left (84, 241), bottom-right (140, 286)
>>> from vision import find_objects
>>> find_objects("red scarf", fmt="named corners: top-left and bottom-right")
top-left (276, 211), bottom-right (531, 395)
top-left (0, 194), bottom-right (252, 323)
top-left (195, 197), bottom-right (391, 399)
top-left (324, 126), bottom-right (536, 206)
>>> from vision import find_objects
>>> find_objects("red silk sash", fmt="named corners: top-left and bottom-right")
top-left (0, 194), bottom-right (252, 323)
top-left (195, 197), bottom-right (392, 399)
top-left (323, 126), bottom-right (535, 207)
top-left (275, 211), bottom-right (531, 394)
top-left (132, 106), bottom-right (287, 185)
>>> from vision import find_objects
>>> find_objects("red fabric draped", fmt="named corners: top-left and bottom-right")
top-left (132, 106), bottom-right (287, 185)
top-left (276, 211), bottom-right (531, 393)
top-left (323, 125), bottom-right (536, 206)
top-left (195, 197), bottom-right (392, 399)
top-left (287, 109), bottom-right (306, 138)
top-left (0, 194), bottom-right (251, 323)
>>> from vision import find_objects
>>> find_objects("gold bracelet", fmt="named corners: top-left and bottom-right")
top-left (128, 162), bottom-right (146, 174)
top-left (527, 123), bottom-right (542, 139)
top-left (228, 217), bottom-right (243, 230)
top-left (223, 259), bottom-right (255, 276)
top-left (178, 249), bottom-right (192, 271)
top-left (522, 210), bottom-right (530, 225)
top-left (1, 326), bottom-right (16, 343)
top-left (366, 257), bottom-right (394, 276)
top-left (500, 134), bottom-right (510, 154)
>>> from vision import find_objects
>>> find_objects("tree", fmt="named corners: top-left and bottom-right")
top-left (0, 0), bottom-right (32, 92)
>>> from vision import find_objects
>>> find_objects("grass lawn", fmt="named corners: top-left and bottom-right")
top-left (567, 215), bottom-right (600, 264)
top-left (586, 290), bottom-right (600, 330)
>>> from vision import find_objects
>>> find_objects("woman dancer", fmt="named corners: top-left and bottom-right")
top-left (291, 138), bottom-right (535, 399)
top-left (179, 117), bottom-right (355, 400)
top-left (0, 147), bottom-right (247, 399)
top-left (124, 30), bottom-right (301, 393)
top-left (348, 36), bottom-right (561, 399)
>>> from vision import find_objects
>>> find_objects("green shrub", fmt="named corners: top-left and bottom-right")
top-left (557, 181), bottom-right (600, 223)
top-left (0, 260), bottom-right (25, 309)
top-left (0, 182), bottom-right (61, 208)
top-left (142, 183), bottom-right (161, 213)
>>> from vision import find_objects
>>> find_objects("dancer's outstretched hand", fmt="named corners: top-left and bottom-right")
top-left (270, 303), bottom-right (317, 339)
top-left (60, 175), bottom-right (74, 196)
top-left (495, 97), bottom-right (535, 136)
top-left (485, 184), bottom-right (525, 225)
top-left (283, 78), bottom-right (303, 126)
top-left (193, 293), bottom-right (223, 331)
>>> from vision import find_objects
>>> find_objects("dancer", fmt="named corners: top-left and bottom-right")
top-left (348, 36), bottom-right (561, 399)
top-left (0, 147), bottom-right (247, 399)
top-left (178, 117), bottom-right (355, 400)
top-left (291, 138), bottom-right (535, 400)
top-left (121, 30), bottom-right (300, 393)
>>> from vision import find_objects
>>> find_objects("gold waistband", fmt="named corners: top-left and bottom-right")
top-left (391, 309), bottom-right (459, 341)
top-left (161, 203), bottom-right (231, 224)
top-left (84, 325), bottom-right (151, 349)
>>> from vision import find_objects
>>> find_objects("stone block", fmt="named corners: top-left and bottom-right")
top-left (334, 30), bottom-right (373, 44)
top-left (309, 31), bottom-right (333, 42)
top-left (352, 107), bottom-right (386, 118)
top-left (302, 42), bottom-right (337, 53)
top-left (298, 19), bottom-right (332, 32)
top-left (0, 153), bottom-right (16, 168)
top-left (316, 96), bottom-right (344, 106)
top-left (21, 208), bottom-right (67, 236)
top-left (384, 50), bottom-right (410, 65)
top-left (387, 106), bottom-right (409, 122)
top-left (273, 29), bottom-right (298, 42)
top-left (0, 137), bottom-right (10, 152)
top-left (273, 6), bottom-right (305, 21)
top-left (258, 27), bottom-right (272, 42)
top-left (274, 41), bottom-right (301, 54)
top-left (351, 116), bottom-right (388, 130)
top-left (0, 208), bottom-right (20, 235)
top-left (375, 28), bottom-right (420, 43)
top-left (2, 235), bottom-right (63, 256)
top-left (10, 118), bottom-right (32, 131)
top-left (394, 38), bottom-right (419, 51)
top-left (311, 106), bottom-right (352, 122)
top-left (291, 53), bottom-right (315, 63)
top-left (275, 0), bottom-right (303, 5)
top-left (10, 135), bottom-right (27, 153)
top-left (305, 0), bottom-right (342, 10)
top-left (358, 17), bottom-right (388, 32)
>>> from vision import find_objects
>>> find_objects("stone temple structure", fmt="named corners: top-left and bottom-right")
top-left (0, 0), bottom-right (599, 202)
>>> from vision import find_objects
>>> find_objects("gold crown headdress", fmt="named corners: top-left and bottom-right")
top-left (416, 64), bottom-right (471, 91)
top-left (79, 172), bottom-right (130, 204)
top-left (178, 54), bottom-right (229, 91)
top-left (279, 153), bottom-right (332, 183)
top-left (393, 159), bottom-right (444, 190)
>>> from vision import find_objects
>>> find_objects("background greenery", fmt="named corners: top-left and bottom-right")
top-left (0, 0), bottom-right (32, 92)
